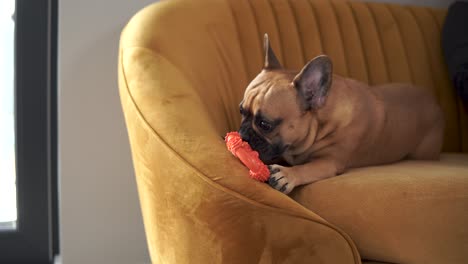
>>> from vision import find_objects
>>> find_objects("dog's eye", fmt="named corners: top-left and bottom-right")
top-left (259, 120), bottom-right (272, 132)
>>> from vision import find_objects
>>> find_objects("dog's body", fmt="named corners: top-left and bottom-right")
top-left (239, 35), bottom-right (444, 194)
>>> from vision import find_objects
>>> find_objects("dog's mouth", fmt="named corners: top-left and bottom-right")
top-left (238, 125), bottom-right (287, 163)
top-left (254, 141), bottom-right (284, 163)
top-left (260, 144), bottom-right (290, 165)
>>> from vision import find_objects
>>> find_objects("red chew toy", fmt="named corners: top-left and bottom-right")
top-left (225, 132), bottom-right (270, 182)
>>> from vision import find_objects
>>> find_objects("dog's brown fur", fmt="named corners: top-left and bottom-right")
top-left (239, 34), bottom-right (444, 194)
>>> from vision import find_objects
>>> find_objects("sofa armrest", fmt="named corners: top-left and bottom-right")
top-left (119, 46), bottom-right (360, 263)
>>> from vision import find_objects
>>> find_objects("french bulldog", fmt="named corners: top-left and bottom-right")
top-left (238, 34), bottom-right (444, 194)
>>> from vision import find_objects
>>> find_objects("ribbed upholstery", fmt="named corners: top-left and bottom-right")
top-left (119, 1), bottom-right (468, 263)
top-left (121, 0), bottom-right (467, 153)
top-left (226, 0), bottom-right (466, 152)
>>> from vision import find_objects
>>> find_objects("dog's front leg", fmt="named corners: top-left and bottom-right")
top-left (268, 158), bottom-right (340, 194)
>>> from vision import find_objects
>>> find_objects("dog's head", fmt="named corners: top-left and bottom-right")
top-left (238, 34), bottom-right (333, 163)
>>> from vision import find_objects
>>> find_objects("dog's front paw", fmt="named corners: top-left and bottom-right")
top-left (267, 164), bottom-right (297, 195)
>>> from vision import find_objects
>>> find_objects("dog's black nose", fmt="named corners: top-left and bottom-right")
top-left (238, 129), bottom-right (250, 143)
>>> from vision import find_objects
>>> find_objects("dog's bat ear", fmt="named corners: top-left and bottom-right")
top-left (263, 34), bottom-right (282, 70)
top-left (293, 55), bottom-right (333, 110)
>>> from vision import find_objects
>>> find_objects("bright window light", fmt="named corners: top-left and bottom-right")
top-left (0, 0), bottom-right (17, 229)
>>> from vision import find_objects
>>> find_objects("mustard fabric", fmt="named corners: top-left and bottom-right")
top-left (291, 153), bottom-right (468, 264)
top-left (118, 0), bottom-right (468, 263)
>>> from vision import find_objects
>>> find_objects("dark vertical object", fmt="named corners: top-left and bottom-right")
top-left (442, 1), bottom-right (468, 107)
top-left (50, 0), bottom-right (59, 256)
top-left (0, 0), bottom-right (58, 263)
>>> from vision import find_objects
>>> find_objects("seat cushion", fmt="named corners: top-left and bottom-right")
top-left (291, 153), bottom-right (468, 264)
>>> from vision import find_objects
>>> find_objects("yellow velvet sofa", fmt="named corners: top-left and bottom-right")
top-left (118, 0), bottom-right (468, 263)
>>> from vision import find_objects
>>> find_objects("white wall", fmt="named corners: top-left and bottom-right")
top-left (59, 1), bottom-right (155, 263)
top-left (58, 0), bottom-right (456, 263)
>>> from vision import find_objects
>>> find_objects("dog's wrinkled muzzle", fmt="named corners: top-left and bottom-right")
top-left (238, 123), bottom-right (284, 163)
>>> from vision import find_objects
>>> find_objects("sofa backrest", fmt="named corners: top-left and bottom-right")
top-left (120, 0), bottom-right (467, 152)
